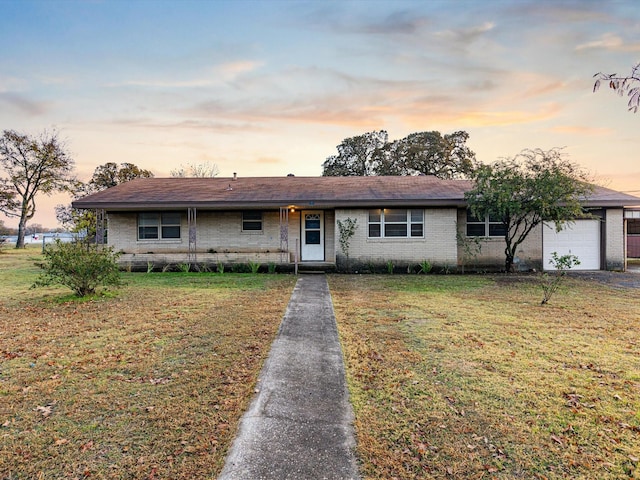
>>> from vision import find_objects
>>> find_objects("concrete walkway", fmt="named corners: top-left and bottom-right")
top-left (218, 275), bottom-right (360, 480)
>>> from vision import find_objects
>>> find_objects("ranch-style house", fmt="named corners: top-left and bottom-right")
top-left (72, 175), bottom-right (640, 272)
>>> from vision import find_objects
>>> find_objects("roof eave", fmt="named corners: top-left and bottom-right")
top-left (72, 199), bottom-right (469, 210)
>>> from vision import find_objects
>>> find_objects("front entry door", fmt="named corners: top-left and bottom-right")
top-left (301, 211), bottom-right (324, 261)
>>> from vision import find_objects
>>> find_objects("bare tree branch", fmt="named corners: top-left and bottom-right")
top-left (594, 62), bottom-right (640, 113)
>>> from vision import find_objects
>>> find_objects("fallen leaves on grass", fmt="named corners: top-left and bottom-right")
top-left (0, 251), bottom-right (296, 479)
top-left (331, 274), bottom-right (640, 479)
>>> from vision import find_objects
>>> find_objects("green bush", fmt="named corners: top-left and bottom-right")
top-left (32, 241), bottom-right (122, 297)
top-left (248, 260), bottom-right (260, 274)
top-left (386, 260), bottom-right (394, 274)
top-left (417, 260), bottom-right (432, 274)
top-left (177, 263), bottom-right (191, 273)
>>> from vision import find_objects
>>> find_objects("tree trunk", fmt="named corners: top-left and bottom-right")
top-left (15, 217), bottom-right (26, 248)
top-left (504, 245), bottom-right (515, 272)
top-left (504, 256), bottom-right (513, 273)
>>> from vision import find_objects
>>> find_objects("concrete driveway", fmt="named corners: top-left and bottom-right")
top-left (568, 264), bottom-right (640, 289)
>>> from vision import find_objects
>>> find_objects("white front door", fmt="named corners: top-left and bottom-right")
top-left (301, 211), bottom-right (324, 261)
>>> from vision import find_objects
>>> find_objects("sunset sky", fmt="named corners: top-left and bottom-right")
top-left (1, 0), bottom-right (639, 229)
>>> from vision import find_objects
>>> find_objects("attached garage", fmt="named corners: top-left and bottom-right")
top-left (543, 220), bottom-right (601, 270)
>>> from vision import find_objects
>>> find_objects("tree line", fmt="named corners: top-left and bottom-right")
top-left (322, 130), bottom-right (476, 178)
top-left (0, 128), bottom-right (221, 248)
top-left (1, 128), bottom-right (594, 272)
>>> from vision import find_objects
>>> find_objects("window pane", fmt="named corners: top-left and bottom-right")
top-left (385, 224), bottom-right (407, 237)
top-left (488, 213), bottom-right (502, 223)
top-left (139, 212), bottom-right (158, 227)
top-left (411, 210), bottom-right (423, 223)
top-left (162, 226), bottom-right (180, 238)
top-left (467, 224), bottom-right (486, 237)
top-left (489, 223), bottom-right (506, 237)
top-left (369, 224), bottom-right (381, 237)
top-left (138, 213), bottom-right (158, 239)
top-left (243, 221), bottom-right (262, 231)
top-left (305, 230), bottom-right (321, 244)
top-left (243, 211), bottom-right (262, 231)
top-left (384, 209), bottom-right (407, 223)
top-left (139, 226), bottom-right (158, 239)
top-left (467, 210), bottom-right (482, 223)
top-left (368, 209), bottom-right (381, 223)
top-left (243, 211), bottom-right (262, 221)
top-left (411, 224), bottom-right (423, 237)
top-left (305, 218), bottom-right (320, 229)
top-left (628, 221), bottom-right (640, 235)
top-left (162, 212), bottom-right (181, 225)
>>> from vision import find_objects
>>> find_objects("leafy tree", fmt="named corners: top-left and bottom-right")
top-left (379, 131), bottom-right (476, 178)
top-left (0, 130), bottom-right (76, 248)
top-left (170, 161), bottom-right (219, 178)
top-left (90, 162), bottom-right (153, 190)
top-left (593, 62), bottom-right (640, 113)
top-left (32, 240), bottom-right (122, 297)
top-left (322, 130), bottom-right (476, 179)
top-left (465, 148), bottom-right (593, 273)
top-left (322, 131), bottom-right (388, 176)
top-left (0, 179), bottom-right (17, 215)
top-left (56, 162), bottom-right (154, 237)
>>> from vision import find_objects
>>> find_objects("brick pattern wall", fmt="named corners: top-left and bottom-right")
top-left (107, 206), bottom-right (625, 270)
top-left (456, 209), bottom-right (543, 271)
top-left (335, 208), bottom-right (458, 267)
top-left (605, 208), bottom-right (625, 270)
top-left (109, 211), bottom-right (287, 255)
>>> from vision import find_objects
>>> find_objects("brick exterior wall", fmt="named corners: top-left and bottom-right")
top-left (455, 209), bottom-right (543, 272)
top-left (106, 209), bottom-right (330, 264)
top-left (334, 208), bottom-right (458, 270)
top-left (605, 208), bottom-right (625, 270)
top-left (108, 211), bottom-right (289, 254)
top-left (106, 206), bottom-right (627, 271)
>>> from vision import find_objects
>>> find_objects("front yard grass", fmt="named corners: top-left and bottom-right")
top-left (0, 247), bottom-right (296, 479)
top-left (330, 275), bottom-right (640, 479)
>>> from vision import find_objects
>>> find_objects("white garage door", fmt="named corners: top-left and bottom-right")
top-left (543, 220), bottom-right (601, 270)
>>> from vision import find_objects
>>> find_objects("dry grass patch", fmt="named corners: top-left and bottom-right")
top-left (0, 247), bottom-right (296, 479)
top-left (330, 274), bottom-right (640, 479)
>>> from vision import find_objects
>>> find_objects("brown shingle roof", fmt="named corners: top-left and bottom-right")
top-left (71, 175), bottom-right (640, 210)
top-left (72, 176), bottom-right (473, 210)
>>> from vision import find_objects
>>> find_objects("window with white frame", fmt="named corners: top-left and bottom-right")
top-left (368, 209), bottom-right (424, 238)
top-left (466, 211), bottom-right (506, 237)
top-left (242, 211), bottom-right (263, 231)
top-left (138, 212), bottom-right (181, 240)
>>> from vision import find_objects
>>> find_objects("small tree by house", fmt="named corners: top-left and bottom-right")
top-left (540, 252), bottom-right (581, 305)
top-left (337, 217), bottom-right (358, 272)
top-left (456, 227), bottom-right (483, 274)
top-left (465, 148), bottom-right (593, 272)
top-left (33, 240), bottom-right (122, 297)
